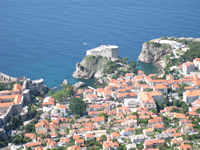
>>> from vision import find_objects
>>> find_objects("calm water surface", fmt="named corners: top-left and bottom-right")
top-left (0, 0), bottom-right (200, 87)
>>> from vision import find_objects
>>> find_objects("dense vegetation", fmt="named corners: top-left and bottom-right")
top-left (107, 57), bottom-right (139, 79)
top-left (53, 84), bottom-right (74, 103)
top-left (69, 98), bottom-right (87, 116)
top-left (0, 81), bottom-right (23, 91)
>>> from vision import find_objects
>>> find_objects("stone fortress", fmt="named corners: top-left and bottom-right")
top-left (86, 45), bottom-right (119, 59)
top-left (0, 78), bottom-right (48, 140)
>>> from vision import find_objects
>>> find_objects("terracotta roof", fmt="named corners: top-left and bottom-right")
top-left (25, 142), bottom-right (41, 147)
top-left (111, 132), bottom-right (121, 137)
top-left (89, 104), bottom-right (102, 108)
top-left (43, 101), bottom-right (54, 105)
top-left (153, 84), bottom-right (167, 89)
top-left (144, 128), bottom-right (154, 133)
top-left (126, 115), bottom-right (137, 120)
top-left (136, 107), bottom-right (149, 112)
top-left (153, 123), bottom-right (164, 129)
top-left (85, 89), bottom-right (93, 93)
top-left (47, 141), bottom-right (57, 147)
top-left (25, 133), bottom-right (36, 139)
top-left (183, 62), bottom-right (194, 67)
top-left (13, 84), bottom-right (21, 91)
top-left (73, 135), bottom-right (81, 140)
top-left (35, 120), bottom-right (49, 128)
top-left (94, 116), bottom-right (104, 122)
top-left (79, 127), bottom-right (93, 132)
top-left (103, 141), bottom-right (119, 148)
top-left (54, 103), bottom-right (66, 109)
top-left (0, 102), bottom-right (14, 108)
top-left (60, 138), bottom-right (70, 143)
top-left (76, 139), bottom-right (84, 143)
top-left (144, 139), bottom-right (165, 146)
top-left (35, 146), bottom-right (43, 150)
top-left (179, 143), bottom-right (192, 150)
top-left (68, 145), bottom-right (81, 150)
top-left (124, 127), bottom-right (135, 132)
top-left (139, 115), bottom-right (150, 119)
top-left (85, 133), bottom-right (94, 138)
top-left (175, 113), bottom-right (187, 119)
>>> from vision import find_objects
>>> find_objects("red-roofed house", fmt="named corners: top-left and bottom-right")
top-left (144, 139), bottom-right (165, 149)
top-left (178, 143), bottom-right (192, 150)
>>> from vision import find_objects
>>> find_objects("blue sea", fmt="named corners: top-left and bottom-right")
top-left (0, 0), bottom-right (200, 88)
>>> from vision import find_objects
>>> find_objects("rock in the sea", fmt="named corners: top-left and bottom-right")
top-left (139, 42), bottom-right (171, 63)
top-left (73, 56), bottom-right (109, 79)
top-left (74, 81), bottom-right (86, 88)
top-left (63, 79), bottom-right (68, 85)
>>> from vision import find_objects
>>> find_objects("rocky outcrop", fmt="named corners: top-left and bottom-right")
top-left (63, 79), bottom-right (68, 85)
top-left (73, 55), bottom-right (109, 79)
top-left (73, 81), bottom-right (86, 88)
top-left (139, 42), bottom-right (171, 63)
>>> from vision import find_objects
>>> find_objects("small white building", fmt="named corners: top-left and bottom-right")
top-left (183, 89), bottom-right (200, 104)
top-left (182, 62), bottom-right (195, 75)
top-left (51, 103), bottom-right (67, 116)
top-left (124, 99), bottom-right (140, 109)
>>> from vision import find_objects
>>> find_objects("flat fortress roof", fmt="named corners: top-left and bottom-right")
top-left (87, 45), bottom-right (118, 52)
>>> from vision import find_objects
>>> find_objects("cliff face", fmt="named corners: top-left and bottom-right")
top-left (139, 42), bottom-right (171, 63)
top-left (73, 55), bottom-right (109, 79)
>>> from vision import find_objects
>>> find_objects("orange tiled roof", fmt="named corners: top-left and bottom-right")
top-left (153, 123), bottom-right (164, 129)
top-left (111, 132), bottom-right (120, 137)
top-left (144, 139), bottom-right (165, 146)
top-left (85, 133), bottom-right (94, 138)
top-left (76, 139), bottom-right (84, 143)
top-left (183, 62), bottom-right (194, 67)
top-left (25, 142), bottom-right (41, 148)
top-left (94, 116), bottom-right (104, 122)
top-left (73, 135), bottom-right (81, 140)
top-left (0, 102), bottom-right (14, 108)
top-left (47, 141), bottom-right (57, 147)
top-left (35, 146), bottom-right (43, 150)
top-left (153, 84), bottom-right (167, 89)
top-left (175, 113), bottom-right (187, 119)
top-left (25, 133), bottom-right (36, 139)
top-left (60, 138), bottom-right (70, 143)
top-left (13, 84), bottom-right (21, 91)
top-left (179, 143), bottom-right (192, 150)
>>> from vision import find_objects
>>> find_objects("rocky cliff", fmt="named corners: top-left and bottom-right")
top-left (73, 55), bottom-right (109, 80)
top-left (139, 42), bottom-right (171, 63)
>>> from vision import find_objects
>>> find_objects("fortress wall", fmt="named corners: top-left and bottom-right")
top-left (111, 48), bottom-right (119, 58)
top-left (86, 45), bottom-right (119, 59)
top-left (2, 104), bottom-right (23, 125)
top-left (20, 107), bottom-right (29, 121)
top-left (0, 129), bottom-right (8, 140)
top-left (0, 89), bottom-right (30, 126)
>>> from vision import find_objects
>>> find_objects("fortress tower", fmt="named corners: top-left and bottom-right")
top-left (86, 45), bottom-right (119, 59)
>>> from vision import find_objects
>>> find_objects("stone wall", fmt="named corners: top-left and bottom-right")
top-left (23, 79), bottom-right (48, 95)
top-left (0, 72), bottom-right (25, 82)
top-left (0, 128), bottom-right (8, 141)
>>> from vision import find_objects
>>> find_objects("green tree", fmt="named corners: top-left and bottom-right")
top-left (29, 108), bottom-right (37, 118)
top-left (69, 98), bottom-right (87, 116)
top-left (26, 147), bottom-right (31, 150)
top-left (197, 108), bottom-right (200, 113)
top-left (101, 135), bottom-right (107, 141)
top-left (53, 91), bottom-right (64, 103)
top-left (49, 90), bottom-right (55, 96)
